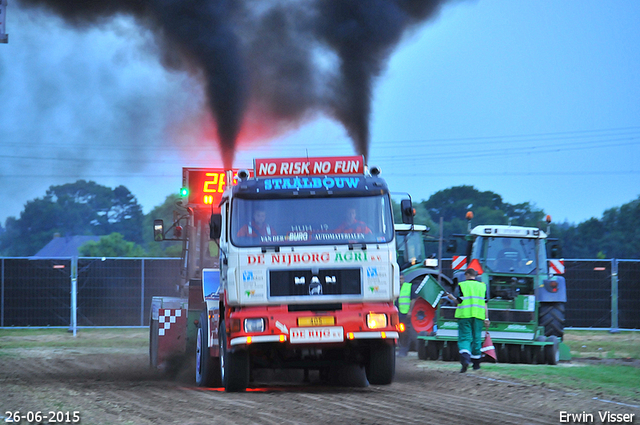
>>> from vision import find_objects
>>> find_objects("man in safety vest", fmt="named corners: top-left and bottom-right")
top-left (446, 268), bottom-right (489, 373)
top-left (397, 279), bottom-right (414, 356)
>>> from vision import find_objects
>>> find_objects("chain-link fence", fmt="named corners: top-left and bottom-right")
top-left (1, 257), bottom-right (180, 328)
top-left (0, 258), bottom-right (638, 329)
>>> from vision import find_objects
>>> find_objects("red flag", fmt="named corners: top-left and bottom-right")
top-left (481, 332), bottom-right (497, 362)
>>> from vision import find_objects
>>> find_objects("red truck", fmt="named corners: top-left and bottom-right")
top-left (151, 156), bottom-right (407, 391)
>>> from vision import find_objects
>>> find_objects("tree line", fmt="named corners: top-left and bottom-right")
top-left (0, 181), bottom-right (638, 259)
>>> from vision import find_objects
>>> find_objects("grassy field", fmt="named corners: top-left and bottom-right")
top-left (1, 328), bottom-right (639, 403)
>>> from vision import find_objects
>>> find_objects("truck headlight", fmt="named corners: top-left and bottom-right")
top-left (244, 318), bottom-right (265, 333)
top-left (367, 313), bottom-right (387, 329)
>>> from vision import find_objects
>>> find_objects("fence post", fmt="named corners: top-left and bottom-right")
top-left (70, 257), bottom-right (78, 336)
top-left (141, 258), bottom-right (145, 327)
top-left (1, 258), bottom-right (4, 327)
top-left (610, 258), bottom-right (619, 333)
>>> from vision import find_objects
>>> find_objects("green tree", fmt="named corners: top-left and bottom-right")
top-left (419, 185), bottom-right (545, 240)
top-left (0, 180), bottom-right (144, 256)
top-left (142, 194), bottom-right (184, 257)
top-left (79, 233), bottom-right (146, 257)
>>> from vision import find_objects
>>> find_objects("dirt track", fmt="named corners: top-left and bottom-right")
top-left (1, 346), bottom-right (639, 425)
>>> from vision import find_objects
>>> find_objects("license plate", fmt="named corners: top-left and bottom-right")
top-left (290, 327), bottom-right (344, 344)
top-left (297, 316), bottom-right (335, 326)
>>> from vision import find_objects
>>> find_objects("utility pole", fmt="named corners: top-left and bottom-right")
top-left (0, 0), bottom-right (8, 44)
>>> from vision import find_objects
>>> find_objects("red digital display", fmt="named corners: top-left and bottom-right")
top-left (182, 168), bottom-right (247, 210)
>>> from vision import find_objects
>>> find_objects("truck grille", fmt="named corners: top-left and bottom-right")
top-left (269, 268), bottom-right (361, 298)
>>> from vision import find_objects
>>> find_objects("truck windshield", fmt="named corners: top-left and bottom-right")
top-left (396, 231), bottom-right (424, 268)
top-left (231, 195), bottom-right (394, 247)
top-left (484, 237), bottom-right (537, 274)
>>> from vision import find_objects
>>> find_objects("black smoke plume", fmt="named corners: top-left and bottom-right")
top-left (17, 0), bottom-right (449, 168)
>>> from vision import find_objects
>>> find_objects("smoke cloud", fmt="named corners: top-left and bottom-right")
top-left (17, 0), bottom-right (449, 168)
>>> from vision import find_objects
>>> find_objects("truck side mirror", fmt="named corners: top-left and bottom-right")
top-left (153, 219), bottom-right (164, 241)
top-left (400, 199), bottom-right (414, 225)
top-left (550, 244), bottom-right (561, 258)
top-left (210, 214), bottom-right (222, 240)
top-left (446, 239), bottom-right (457, 253)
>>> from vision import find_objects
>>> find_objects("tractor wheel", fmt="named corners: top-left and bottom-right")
top-left (449, 341), bottom-right (460, 361)
top-left (410, 297), bottom-right (436, 334)
top-left (219, 321), bottom-right (250, 392)
top-left (417, 339), bottom-right (427, 360)
top-left (441, 342), bottom-right (452, 361)
top-left (366, 341), bottom-right (395, 385)
top-left (426, 341), bottom-right (440, 360)
top-left (196, 311), bottom-right (221, 387)
top-left (521, 345), bottom-right (534, 364)
top-left (497, 344), bottom-right (508, 363)
top-left (508, 344), bottom-right (521, 364)
top-left (534, 336), bottom-right (546, 364)
top-left (539, 302), bottom-right (565, 337)
top-left (545, 336), bottom-right (560, 365)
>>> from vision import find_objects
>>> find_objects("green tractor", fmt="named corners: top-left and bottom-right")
top-left (416, 220), bottom-right (570, 364)
top-left (394, 223), bottom-right (452, 355)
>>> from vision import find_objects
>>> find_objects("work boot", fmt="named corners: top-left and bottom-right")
top-left (459, 352), bottom-right (471, 373)
top-left (472, 359), bottom-right (481, 370)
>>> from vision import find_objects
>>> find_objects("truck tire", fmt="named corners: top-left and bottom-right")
top-left (539, 302), bottom-right (565, 337)
top-left (545, 335), bottom-right (559, 365)
top-left (366, 341), bottom-right (395, 385)
top-left (441, 342), bottom-right (452, 361)
top-left (219, 321), bottom-right (250, 392)
top-left (196, 311), bottom-right (221, 387)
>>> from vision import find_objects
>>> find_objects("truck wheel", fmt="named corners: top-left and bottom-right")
top-left (196, 312), bottom-right (221, 387)
top-left (417, 339), bottom-right (427, 360)
top-left (219, 321), bottom-right (250, 392)
top-left (539, 302), bottom-right (565, 337)
top-left (426, 341), bottom-right (439, 360)
top-left (545, 335), bottom-right (559, 365)
top-left (366, 341), bottom-right (395, 385)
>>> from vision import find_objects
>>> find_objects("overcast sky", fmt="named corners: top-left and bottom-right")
top-left (1, 0), bottom-right (639, 227)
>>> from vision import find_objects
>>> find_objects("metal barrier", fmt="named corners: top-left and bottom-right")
top-left (1, 257), bottom-right (181, 329)
top-left (0, 257), bottom-right (638, 330)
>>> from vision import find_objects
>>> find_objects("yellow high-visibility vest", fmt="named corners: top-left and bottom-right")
top-left (454, 279), bottom-right (486, 320)
top-left (398, 281), bottom-right (412, 314)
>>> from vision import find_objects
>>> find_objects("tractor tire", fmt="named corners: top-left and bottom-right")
top-left (196, 311), bottom-right (221, 387)
top-left (426, 341), bottom-right (440, 360)
top-left (441, 342), bottom-right (452, 361)
top-left (545, 335), bottom-right (560, 365)
top-left (417, 339), bottom-right (427, 360)
top-left (539, 302), bottom-right (565, 337)
top-left (449, 341), bottom-right (460, 361)
top-left (366, 341), bottom-right (395, 385)
top-left (534, 336), bottom-right (546, 364)
top-left (219, 321), bottom-right (250, 392)
top-left (521, 345), bottom-right (533, 364)
top-left (507, 344), bottom-right (521, 364)
top-left (497, 344), bottom-right (508, 363)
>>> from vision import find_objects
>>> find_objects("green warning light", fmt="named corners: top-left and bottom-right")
top-left (180, 187), bottom-right (188, 197)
